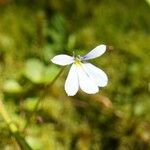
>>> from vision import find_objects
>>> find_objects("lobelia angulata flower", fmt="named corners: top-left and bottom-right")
top-left (51, 44), bottom-right (108, 96)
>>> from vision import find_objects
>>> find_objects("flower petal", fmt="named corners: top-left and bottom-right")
top-left (77, 64), bottom-right (99, 94)
top-left (65, 64), bottom-right (79, 96)
top-left (83, 63), bottom-right (108, 87)
top-left (81, 44), bottom-right (106, 60)
top-left (51, 55), bottom-right (74, 66)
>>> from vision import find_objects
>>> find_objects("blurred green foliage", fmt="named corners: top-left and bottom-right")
top-left (0, 0), bottom-right (150, 149)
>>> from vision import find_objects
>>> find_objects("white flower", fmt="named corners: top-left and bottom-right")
top-left (51, 44), bottom-right (108, 96)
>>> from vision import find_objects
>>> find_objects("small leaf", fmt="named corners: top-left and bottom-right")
top-left (3, 80), bottom-right (22, 94)
top-left (23, 98), bottom-right (38, 111)
top-left (26, 136), bottom-right (43, 149)
top-left (43, 44), bottom-right (54, 62)
top-left (24, 59), bottom-right (45, 84)
top-left (43, 65), bottom-right (59, 83)
top-left (146, 0), bottom-right (150, 6)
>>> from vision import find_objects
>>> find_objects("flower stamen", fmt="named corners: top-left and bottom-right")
top-left (74, 57), bottom-right (82, 66)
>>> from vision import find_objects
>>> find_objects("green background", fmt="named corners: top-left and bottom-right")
top-left (0, 0), bottom-right (150, 149)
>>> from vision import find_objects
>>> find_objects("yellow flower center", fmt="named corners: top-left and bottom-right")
top-left (74, 57), bottom-right (82, 66)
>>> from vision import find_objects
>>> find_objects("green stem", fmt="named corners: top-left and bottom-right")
top-left (0, 99), bottom-right (32, 150)
top-left (34, 66), bottom-right (66, 111)
top-left (24, 66), bottom-right (66, 129)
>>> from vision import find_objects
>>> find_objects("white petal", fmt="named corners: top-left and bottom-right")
top-left (51, 54), bottom-right (74, 66)
top-left (77, 64), bottom-right (99, 94)
top-left (83, 63), bottom-right (108, 87)
top-left (65, 64), bottom-right (79, 96)
top-left (81, 44), bottom-right (106, 60)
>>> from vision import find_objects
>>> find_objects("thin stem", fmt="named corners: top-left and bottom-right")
top-left (34, 66), bottom-right (66, 111)
top-left (0, 99), bottom-right (32, 150)
top-left (24, 66), bottom-right (66, 129)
